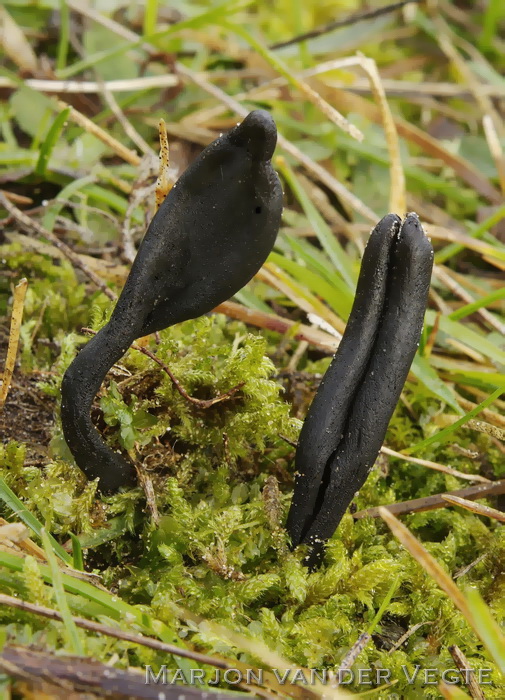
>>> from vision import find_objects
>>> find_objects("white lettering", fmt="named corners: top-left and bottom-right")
top-left (423, 668), bottom-right (438, 685)
top-left (208, 670), bottom-right (221, 685)
top-left (478, 669), bottom-right (493, 684)
top-left (291, 669), bottom-right (308, 684)
top-left (170, 669), bottom-right (187, 684)
top-left (441, 669), bottom-right (460, 684)
top-left (246, 669), bottom-right (263, 685)
top-left (223, 669), bottom-right (242, 685)
top-left (376, 668), bottom-right (391, 684)
top-left (358, 669), bottom-right (372, 685)
top-left (145, 665), bottom-right (167, 684)
top-left (338, 669), bottom-right (354, 685)
top-left (310, 669), bottom-right (328, 684)
top-left (402, 665), bottom-right (422, 684)
top-left (189, 670), bottom-right (205, 684)
top-left (273, 670), bottom-right (291, 684)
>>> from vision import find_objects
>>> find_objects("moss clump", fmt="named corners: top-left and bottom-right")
top-left (1, 305), bottom-right (503, 696)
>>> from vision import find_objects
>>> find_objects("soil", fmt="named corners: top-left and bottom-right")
top-left (0, 333), bottom-right (55, 464)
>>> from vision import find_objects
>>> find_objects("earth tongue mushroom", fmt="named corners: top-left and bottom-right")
top-left (286, 213), bottom-right (434, 569)
top-left (61, 110), bottom-right (283, 493)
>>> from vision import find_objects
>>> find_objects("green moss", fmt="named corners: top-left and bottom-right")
top-left (2, 1), bottom-right (505, 693)
top-left (1, 260), bottom-right (504, 696)
top-left (0, 243), bottom-right (110, 369)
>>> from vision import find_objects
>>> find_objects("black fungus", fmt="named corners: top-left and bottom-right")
top-left (61, 110), bottom-right (283, 493)
top-left (286, 213), bottom-right (434, 569)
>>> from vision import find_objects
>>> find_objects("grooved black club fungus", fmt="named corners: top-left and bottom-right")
top-left (61, 110), bottom-right (283, 493)
top-left (286, 213), bottom-right (434, 569)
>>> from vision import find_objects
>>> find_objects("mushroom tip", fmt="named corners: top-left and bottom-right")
top-left (403, 211), bottom-right (426, 232)
top-left (370, 214), bottom-right (402, 242)
top-left (401, 212), bottom-right (430, 241)
top-left (399, 212), bottom-right (434, 264)
top-left (379, 212), bottom-right (403, 230)
top-left (244, 108), bottom-right (275, 125)
top-left (405, 211), bottom-right (422, 228)
top-left (228, 109), bottom-right (277, 161)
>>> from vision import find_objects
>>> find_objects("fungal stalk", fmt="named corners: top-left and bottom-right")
top-left (61, 110), bottom-right (283, 493)
top-left (286, 213), bottom-right (434, 568)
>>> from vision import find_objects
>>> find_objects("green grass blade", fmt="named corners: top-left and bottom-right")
top-left (0, 549), bottom-right (189, 649)
top-left (425, 310), bottom-right (505, 366)
top-left (266, 261), bottom-right (342, 325)
top-left (57, 44), bottom-right (136, 80)
top-left (234, 287), bottom-right (272, 313)
top-left (465, 586), bottom-right (505, 674)
top-left (40, 527), bottom-right (84, 655)
top-left (58, 0), bottom-right (251, 79)
top-left (81, 184), bottom-right (129, 214)
top-left (404, 387), bottom-right (503, 455)
top-left (282, 234), bottom-right (352, 294)
top-left (479, 0), bottom-right (505, 51)
top-left (56, 0), bottom-right (70, 71)
top-left (429, 355), bottom-right (505, 388)
top-left (277, 161), bottom-right (356, 288)
top-left (435, 204), bottom-right (505, 264)
top-left (366, 575), bottom-right (401, 636)
top-left (0, 149), bottom-right (37, 167)
top-left (268, 251), bottom-right (351, 317)
top-left (70, 515), bottom-right (128, 550)
top-left (34, 106), bottom-right (70, 177)
top-left (336, 133), bottom-right (477, 204)
top-left (448, 286), bottom-right (505, 322)
top-left (278, 235), bottom-right (355, 315)
top-left (438, 687), bottom-right (472, 699)
top-left (447, 371), bottom-right (505, 389)
top-left (70, 534), bottom-right (84, 571)
top-left (0, 561), bottom-right (196, 673)
top-left (411, 355), bottom-right (463, 414)
top-left (0, 476), bottom-right (72, 565)
top-left (143, 0), bottom-right (159, 37)
top-left (290, 0), bottom-right (312, 67)
top-left (41, 174), bottom-right (97, 232)
top-left (0, 549), bottom-right (133, 621)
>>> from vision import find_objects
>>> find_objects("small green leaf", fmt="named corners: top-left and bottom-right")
top-left (35, 106), bottom-right (70, 177)
top-left (9, 87), bottom-right (54, 140)
top-left (70, 533), bottom-right (84, 571)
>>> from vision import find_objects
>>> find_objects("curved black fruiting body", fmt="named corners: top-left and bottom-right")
top-left (61, 110), bottom-right (283, 493)
top-left (286, 213), bottom-right (434, 569)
